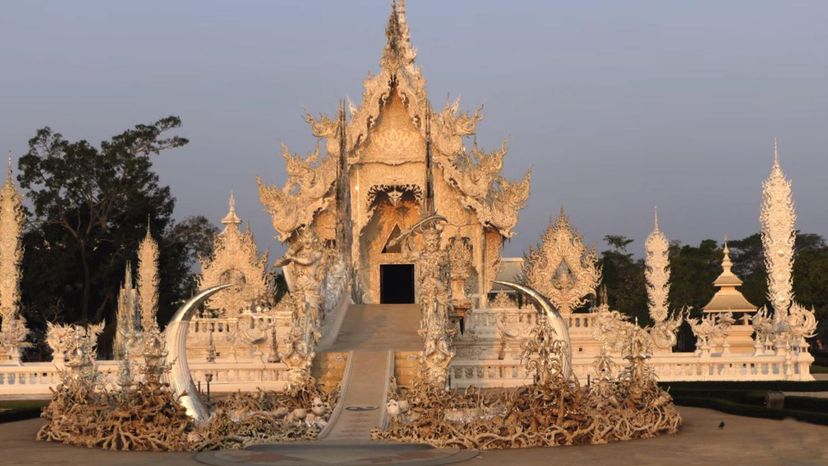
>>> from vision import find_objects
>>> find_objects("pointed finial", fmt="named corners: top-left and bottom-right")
top-left (380, 0), bottom-right (416, 71)
top-left (721, 234), bottom-right (733, 269)
top-left (653, 206), bottom-right (660, 232)
top-left (772, 137), bottom-right (780, 167)
top-left (124, 260), bottom-right (133, 287)
top-left (6, 151), bottom-right (12, 182)
top-left (222, 191), bottom-right (242, 226)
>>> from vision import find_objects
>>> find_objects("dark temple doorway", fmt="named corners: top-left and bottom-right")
top-left (380, 264), bottom-right (415, 304)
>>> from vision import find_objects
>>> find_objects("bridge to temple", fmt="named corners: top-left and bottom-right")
top-left (319, 304), bottom-right (420, 443)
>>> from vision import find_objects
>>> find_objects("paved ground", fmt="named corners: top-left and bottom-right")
top-left (3, 406), bottom-right (827, 466)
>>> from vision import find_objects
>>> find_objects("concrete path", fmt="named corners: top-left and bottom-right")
top-left (326, 304), bottom-right (421, 352)
top-left (4, 407), bottom-right (828, 465)
top-left (319, 304), bottom-right (421, 442)
top-left (321, 350), bottom-right (392, 442)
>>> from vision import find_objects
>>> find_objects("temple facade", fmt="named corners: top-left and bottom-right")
top-left (0, 1), bottom-right (818, 399)
top-left (258, 0), bottom-right (530, 307)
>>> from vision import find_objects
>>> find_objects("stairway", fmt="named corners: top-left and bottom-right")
top-left (320, 304), bottom-right (421, 442)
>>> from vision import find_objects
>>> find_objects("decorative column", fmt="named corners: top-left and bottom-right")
top-left (0, 156), bottom-right (29, 365)
top-left (644, 208), bottom-right (670, 323)
top-left (137, 224), bottom-right (160, 333)
top-left (644, 208), bottom-right (682, 350)
top-left (114, 262), bottom-right (140, 359)
top-left (760, 139), bottom-right (796, 322)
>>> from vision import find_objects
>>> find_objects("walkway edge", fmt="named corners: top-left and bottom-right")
top-left (318, 349), bottom-right (355, 440)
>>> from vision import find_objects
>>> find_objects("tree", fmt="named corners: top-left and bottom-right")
top-left (667, 239), bottom-right (720, 317)
top-left (17, 117), bottom-right (216, 341)
top-left (599, 235), bottom-right (648, 325)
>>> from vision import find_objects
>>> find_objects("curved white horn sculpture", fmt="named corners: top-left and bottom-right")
top-left (493, 280), bottom-right (572, 379)
top-left (165, 284), bottom-right (232, 422)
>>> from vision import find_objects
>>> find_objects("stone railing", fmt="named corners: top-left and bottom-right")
top-left (468, 308), bottom-right (597, 332)
top-left (449, 350), bottom-right (815, 389)
top-left (0, 359), bottom-right (289, 398)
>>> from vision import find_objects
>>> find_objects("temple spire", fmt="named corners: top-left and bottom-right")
top-left (653, 206), bottom-right (660, 232)
top-left (380, 0), bottom-right (417, 72)
top-left (6, 151), bottom-right (12, 183)
top-left (760, 138), bottom-right (796, 321)
top-left (645, 206), bottom-right (670, 323)
top-left (221, 191), bottom-right (241, 226)
top-left (137, 222), bottom-right (160, 332)
top-left (773, 137), bottom-right (780, 168)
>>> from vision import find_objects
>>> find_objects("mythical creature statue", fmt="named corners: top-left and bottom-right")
top-left (751, 306), bottom-right (775, 354)
top-left (690, 312), bottom-right (735, 355)
top-left (275, 227), bottom-right (324, 385)
top-left (447, 234), bottom-right (473, 305)
top-left (648, 309), bottom-right (686, 350)
top-left (786, 303), bottom-right (818, 350)
top-left (0, 314), bottom-right (30, 364)
top-left (45, 322), bottom-right (104, 381)
top-left (397, 215), bottom-right (456, 386)
top-left (592, 304), bottom-right (637, 352)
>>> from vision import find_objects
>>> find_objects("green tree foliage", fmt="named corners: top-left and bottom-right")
top-left (17, 117), bottom-right (217, 346)
top-left (598, 235), bottom-right (648, 325)
top-left (667, 239), bottom-right (721, 318)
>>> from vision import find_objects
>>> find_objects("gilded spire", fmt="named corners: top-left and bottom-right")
top-left (137, 222), bottom-right (160, 331)
top-left (221, 191), bottom-right (241, 226)
top-left (760, 139), bottom-right (796, 320)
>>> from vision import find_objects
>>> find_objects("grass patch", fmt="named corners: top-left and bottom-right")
top-left (810, 365), bottom-right (828, 374)
top-left (660, 381), bottom-right (828, 426)
top-left (0, 400), bottom-right (47, 424)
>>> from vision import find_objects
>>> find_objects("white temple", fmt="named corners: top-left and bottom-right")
top-left (0, 2), bottom-right (818, 398)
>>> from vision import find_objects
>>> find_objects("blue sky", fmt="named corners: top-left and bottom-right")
top-left (1, 1), bottom-right (826, 257)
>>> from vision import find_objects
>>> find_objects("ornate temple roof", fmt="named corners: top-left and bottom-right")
top-left (703, 238), bottom-right (756, 313)
top-left (262, 0), bottom-right (530, 241)
top-left (199, 193), bottom-right (269, 315)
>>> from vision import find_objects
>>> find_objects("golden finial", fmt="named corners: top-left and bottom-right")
top-left (222, 191), bottom-right (242, 226)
